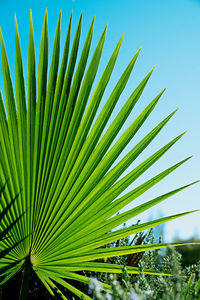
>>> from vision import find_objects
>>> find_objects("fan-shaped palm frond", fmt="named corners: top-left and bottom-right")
top-left (0, 10), bottom-right (198, 299)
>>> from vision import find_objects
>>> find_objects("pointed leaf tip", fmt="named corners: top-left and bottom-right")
top-left (137, 47), bottom-right (142, 54)
top-left (44, 9), bottom-right (48, 26)
top-left (175, 131), bottom-right (187, 141)
top-left (191, 209), bottom-right (200, 214)
top-left (130, 47), bottom-right (141, 63)
top-left (187, 155), bottom-right (193, 160)
top-left (78, 12), bottom-right (83, 25)
top-left (14, 15), bottom-right (19, 32)
top-left (169, 108), bottom-right (178, 117)
top-left (30, 10), bottom-right (33, 22)
top-left (190, 180), bottom-right (200, 186)
top-left (69, 11), bottom-right (73, 23)
top-left (118, 33), bottom-right (124, 44)
top-left (58, 11), bottom-right (62, 25)
top-left (100, 24), bottom-right (108, 38)
top-left (90, 16), bottom-right (95, 29)
top-left (0, 28), bottom-right (4, 44)
top-left (158, 88), bottom-right (166, 97)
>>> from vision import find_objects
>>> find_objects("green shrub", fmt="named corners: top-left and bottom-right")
top-left (88, 233), bottom-right (200, 300)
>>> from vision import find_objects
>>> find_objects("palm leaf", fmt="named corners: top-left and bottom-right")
top-left (0, 11), bottom-right (199, 299)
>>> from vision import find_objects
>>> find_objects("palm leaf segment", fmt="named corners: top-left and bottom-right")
top-left (0, 186), bottom-right (21, 259)
top-left (0, 10), bottom-right (198, 299)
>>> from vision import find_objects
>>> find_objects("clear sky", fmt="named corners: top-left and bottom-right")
top-left (0, 0), bottom-right (199, 241)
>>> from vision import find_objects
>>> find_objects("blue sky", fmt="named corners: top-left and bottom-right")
top-left (0, 0), bottom-right (199, 241)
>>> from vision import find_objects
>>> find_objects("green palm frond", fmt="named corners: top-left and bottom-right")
top-left (0, 10), bottom-right (198, 299)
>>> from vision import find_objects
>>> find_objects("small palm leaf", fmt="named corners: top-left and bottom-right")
top-left (0, 10), bottom-right (199, 299)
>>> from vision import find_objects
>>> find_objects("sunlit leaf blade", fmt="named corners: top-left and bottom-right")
top-left (0, 11), bottom-right (198, 299)
top-left (0, 28), bottom-right (24, 252)
top-left (35, 11), bottom-right (61, 216)
top-left (15, 16), bottom-right (28, 254)
top-left (27, 10), bottom-right (36, 248)
top-left (35, 271), bottom-right (56, 298)
top-left (0, 192), bottom-right (25, 264)
top-left (0, 263), bottom-right (22, 284)
top-left (42, 271), bottom-right (93, 300)
top-left (35, 12), bottom-right (72, 212)
top-left (0, 30), bottom-right (20, 197)
top-left (36, 12), bottom-right (83, 212)
top-left (31, 9), bottom-right (48, 233)
top-left (43, 180), bottom-right (197, 257)
top-left (39, 241), bottom-right (200, 265)
top-left (36, 261), bottom-right (170, 275)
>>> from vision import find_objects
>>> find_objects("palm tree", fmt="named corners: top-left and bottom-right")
top-left (0, 10), bottom-right (198, 299)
